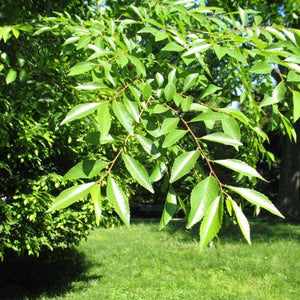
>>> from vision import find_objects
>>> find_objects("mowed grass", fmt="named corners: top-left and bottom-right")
top-left (1, 219), bottom-right (300, 300)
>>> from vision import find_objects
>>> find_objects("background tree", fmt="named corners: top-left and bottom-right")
top-left (0, 0), bottom-right (119, 260)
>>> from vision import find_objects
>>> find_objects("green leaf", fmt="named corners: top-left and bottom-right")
top-left (63, 36), bottom-right (79, 45)
top-left (227, 48), bottom-right (248, 65)
top-left (116, 49), bottom-right (129, 68)
top-left (160, 118), bottom-right (179, 135)
top-left (231, 199), bottom-right (251, 245)
top-left (90, 185), bottom-right (102, 226)
top-left (250, 60), bottom-right (273, 74)
top-left (97, 103), bottom-right (111, 139)
top-left (227, 186), bottom-right (284, 218)
top-left (122, 154), bottom-right (154, 193)
top-left (142, 82), bottom-right (152, 101)
top-left (155, 72), bottom-right (164, 87)
top-left (128, 56), bottom-right (146, 77)
top-left (150, 162), bottom-right (167, 182)
top-left (161, 42), bottom-right (185, 52)
top-left (260, 82), bottom-right (286, 107)
top-left (152, 104), bottom-right (169, 114)
top-left (162, 129), bottom-right (187, 148)
top-left (190, 111), bottom-right (228, 122)
top-left (214, 159), bottom-right (266, 181)
top-left (265, 27), bottom-right (286, 40)
top-left (123, 95), bottom-right (140, 123)
top-left (168, 69), bottom-right (177, 84)
top-left (292, 91), bottom-right (300, 123)
top-left (287, 71), bottom-right (300, 82)
top-left (170, 150), bottom-right (200, 183)
top-left (219, 108), bottom-right (249, 124)
top-left (159, 188), bottom-right (178, 231)
top-left (199, 195), bottom-right (223, 252)
top-left (107, 176), bottom-right (130, 228)
top-left (61, 103), bottom-right (101, 125)
top-left (135, 134), bottom-right (160, 157)
top-left (186, 176), bottom-right (219, 229)
top-left (141, 118), bottom-right (161, 137)
top-left (238, 7), bottom-right (248, 26)
top-left (183, 43), bottom-right (211, 56)
top-left (75, 82), bottom-right (108, 90)
top-left (47, 182), bottom-right (95, 212)
top-left (183, 73), bottom-right (198, 92)
top-left (181, 96), bottom-right (193, 112)
top-left (68, 61), bottom-right (95, 76)
top-left (63, 160), bottom-right (108, 180)
top-left (213, 45), bottom-right (227, 60)
top-left (112, 101), bottom-right (134, 134)
top-left (201, 132), bottom-right (243, 148)
top-left (164, 82), bottom-right (176, 101)
top-left (278, 109), bottom-right (297, 142)
top-left (6, 69), bottom-right (17, 84)
top-left (200, 84), bottom-right (222, 99)
top-left (76, 36), bottom-right (91, 50)
top-left (221, 117), bottom-right (241, 141)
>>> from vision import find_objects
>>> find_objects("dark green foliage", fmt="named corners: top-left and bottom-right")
top-left (0, 2), bottom-right (120, 261)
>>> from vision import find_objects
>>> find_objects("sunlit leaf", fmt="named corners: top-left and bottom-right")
top-left (6, 69), bottom-right (17, 84)
top-left (221, 117), bottom-right (241, 141)
top-left (183, 43), bottom-right (211, 56)
top-left (61, 103), bottom-right (101, 125)
top-left (112, 101), bottom-right (134, 134)
top-left (214, 159), bottom-right (266, 181)
top-left (164, 82), bottom-right (176, 101)
top-left (292, 90), bottom-right (300, 123)
top-left (260, 82), bottom-right (286, 107)
top-left (183, 73), bottom-right (198, 92)
top-left (160, 118), bottom-right (179, 135)
top-left (201, 132), bottom-right (243, 148)
top-left (161, 42), bottom-right (185, 52)
top-left (97, 103), bottom-right (111, 139)
top-left (75, 82), bottom-right (108, 90)
top-left (135, 134), bottom-right (160, 157)
top-left (170, 150), bottom-right (200, 183)
top-left (107, 176), bottom-right (130, 228)
top-left (159, 188), bottom-right (178, 230)
top-left (68, 61), bottom-right (95, 76)
top-left (200, 84), bottom-right (222, 99)
top-left (231, 198), bottom-right (251, 244)
top-left (122, 154), bottom-right (154, 193)
top-left (90, 184), bottom-right (102, 226)
top-left (199, 195), bottom-right (223, 252)
top-left (250, 60), bottom-right (273, 74)
top-left (190, 111), bottom-right (228, 122)
top-left (63, 160), bottom-right (108, 180)
top-left (150, 162), bottom-right (167, 182)
top-left (227, 186), bottom-right (284, 218)
top-left (47, 182), bottom-right (95, 212)
top-left (162, 129), bottom-right (187, 148)
top-left (187, 176), bottom-right (219, 229)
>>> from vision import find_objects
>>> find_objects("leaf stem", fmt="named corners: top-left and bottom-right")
top-left (164, 103), bottom-right (224, 191)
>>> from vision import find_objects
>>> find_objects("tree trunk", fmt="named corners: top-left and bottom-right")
top-left (277, 120), bottom-right (300, 220)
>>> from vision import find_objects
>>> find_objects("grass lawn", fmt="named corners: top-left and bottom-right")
top-left (1, 219), bottom-right (299, 299)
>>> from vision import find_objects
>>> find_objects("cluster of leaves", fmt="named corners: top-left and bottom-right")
top-left (43, 0), bottom-right (300, 251)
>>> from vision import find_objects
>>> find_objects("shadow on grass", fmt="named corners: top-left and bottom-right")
top-left (151, 218), bottom-right (300, 244)
top-left (0, 248), bottom-right (101, 299)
